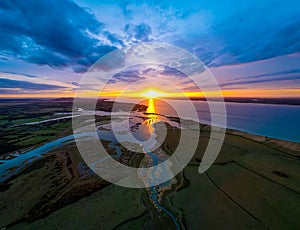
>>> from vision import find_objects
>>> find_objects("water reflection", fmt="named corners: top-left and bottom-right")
top-left (145, 98), bottom-right (158, 128)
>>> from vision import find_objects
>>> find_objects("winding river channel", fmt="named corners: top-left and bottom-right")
top-left (0, 98), bottom-right (181, 229)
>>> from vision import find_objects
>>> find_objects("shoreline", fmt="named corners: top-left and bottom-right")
top-left (225, 127), bottom-right (300, 151)
top-left (1, 114), bottom-right (299, 185)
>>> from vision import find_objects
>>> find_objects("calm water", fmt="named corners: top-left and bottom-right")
top-left (116, 98), bottom-right (300, 142)
top-left (151, 99), bottom-right (300, 143)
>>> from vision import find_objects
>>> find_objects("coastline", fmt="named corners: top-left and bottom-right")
top-left (1, 114), bottom-right (299, 184)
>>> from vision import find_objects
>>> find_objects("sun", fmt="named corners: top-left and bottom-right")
top-left (140, 89), bottom-right (166, 98)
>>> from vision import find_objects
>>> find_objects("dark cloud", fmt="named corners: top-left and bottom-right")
top-left (234, 69), bottom-right (300, 81)
top-left (0, 0), bottom-right (120, 72)
top-left (0, 78), bottom-right (67, 90)
top-left (109, 64), bottom-right (188, 84)
top-left (110, 69), bottom-right (146, 83)
top-left (137, 66), bottom-right (187, 78)
top-left (208, 17), bottom-right (300, 67)
top-left (220, 74), bottom-right (300, 88)
top-left (0, 71), bottom-right (38, 78)
top-left (179, 18), bottom-right (300, 68)
top-left (125, 23), bottom-right (152, 42)
top-left (167, 1), bottom-right (300, 68)
top-left (70, 81), bottom-right (80, 86)
top-left (156, 66), bottom-right (187, 78)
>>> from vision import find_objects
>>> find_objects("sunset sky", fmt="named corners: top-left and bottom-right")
top-left (0, 0), bottom-right (300, 98)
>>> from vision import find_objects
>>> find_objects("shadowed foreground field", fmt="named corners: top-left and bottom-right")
top-left (0, 127), bottom-right (299, 229)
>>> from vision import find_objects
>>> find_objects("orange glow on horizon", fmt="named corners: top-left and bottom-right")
top-left (0, 88), bottom-right (299, 99)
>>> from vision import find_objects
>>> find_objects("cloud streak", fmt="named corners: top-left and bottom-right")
top-left (0, 72), bottom-right (76, 94)
top-left (0, 78), bottom-right (67, 90)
